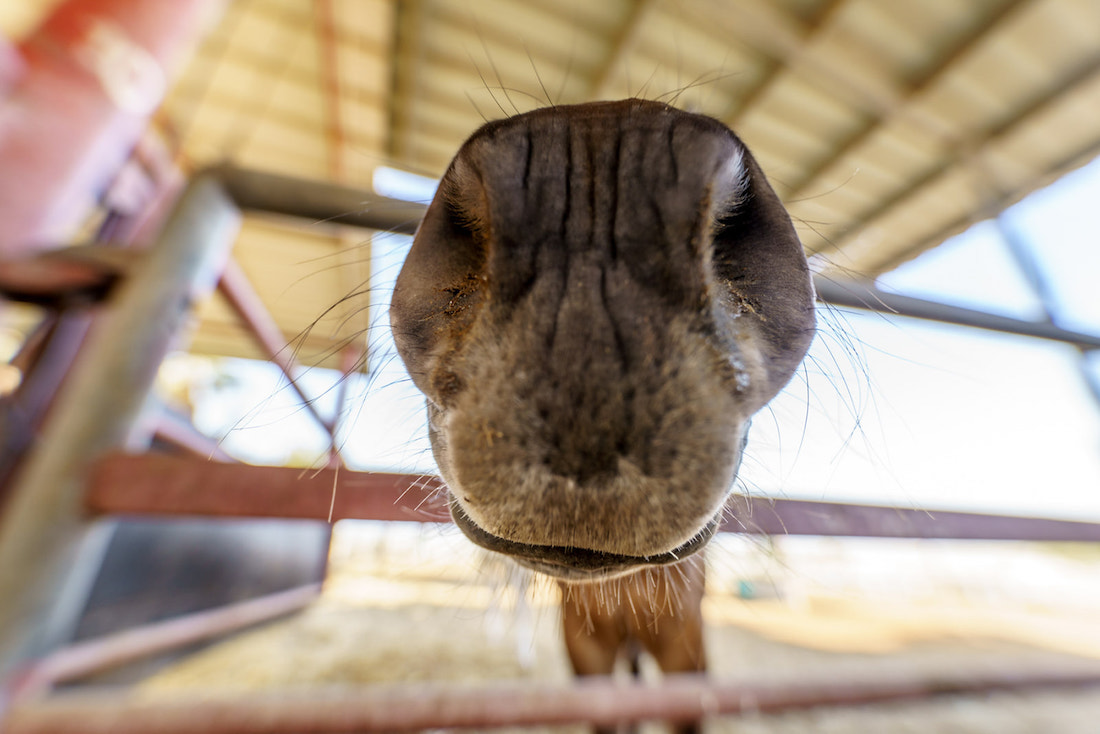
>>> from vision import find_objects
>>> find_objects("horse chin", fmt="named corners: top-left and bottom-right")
top-left (448, 497), bottom-right (719, 581)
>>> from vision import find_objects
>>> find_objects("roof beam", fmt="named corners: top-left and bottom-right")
top-left (314, 0), bottom-right (346, 181)
top-left (820, 51), bottom-right (1100, 272)
top-left (878, 134), bottom-right (1100, 276)
top-left (721, 0), bottom-right (850, 128)
top-left (167, 87), bottom-right (385, 145)
top-left (388, 0), bottom-right (428, 162)
top-left (178, 40), bottom-right (386, 102)
top-left (240, 2), bottom-right (388, 58)
top-left (586, 0), bottom-right (656, 101)
top-left (684, 0), bottom-right (913, 125)
top-left (784, 0), bottom-right (1037, 202)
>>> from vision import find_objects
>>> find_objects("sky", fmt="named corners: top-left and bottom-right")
top-left (186, 155), bottom-right (1100, 524)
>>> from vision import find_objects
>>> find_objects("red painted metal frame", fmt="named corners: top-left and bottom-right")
top-left (0, 0), bottom-right (221, 253)
top-left (4, 10), bottom-right (1100, 716)
top-left (87, 453), bottom-right (449, 524)
top-left (0, 35), bottom-right (24, 92)
top-left (0, 252), bottom-right (119, 304)
top-left (0, 313), bottom-right (94, 507)
top-left (0, 160), bottom-right (429, 671)
top-left (215, 258), bottom-right (344, 465)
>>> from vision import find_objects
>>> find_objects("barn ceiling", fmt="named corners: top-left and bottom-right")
top-left (3, 0), bottom-right (1100, 366)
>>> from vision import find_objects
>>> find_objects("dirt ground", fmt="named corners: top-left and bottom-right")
top-left (139, 523), bottom-right (1100, 732)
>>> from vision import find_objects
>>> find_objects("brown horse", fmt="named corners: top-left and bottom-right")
top-left (391, 98), bottom-right (814, 581)
top-left (391, 98), bottom-right (813, 733)
top-left (560, 556), bottom-right (707, 734)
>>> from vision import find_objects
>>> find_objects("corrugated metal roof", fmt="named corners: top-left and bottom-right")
top-left (4, 0), bottom-right (1100, 366)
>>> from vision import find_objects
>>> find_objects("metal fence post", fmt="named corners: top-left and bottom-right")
top-left (0, 174), bottom-right (241, 674)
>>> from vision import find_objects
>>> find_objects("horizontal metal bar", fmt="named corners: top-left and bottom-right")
top-left (205, 165), bottom-right (1100, 351)
top-left (814, 276), bottom-right (1100, 349)
top-left (6, 666), bottom-right (1100, 733)
top-left (86, 454), bottom-right (1100, 542)
top-left (85, 454), bottom-right (450, 524)
top-left (209, 165), bottom-right (427, 235)
top-left (722, 495), bottom-right (1100, 542)
top-left (9, 584), bottom-right (320, 699)
top-left (0, 247), bottom-right (133, 305)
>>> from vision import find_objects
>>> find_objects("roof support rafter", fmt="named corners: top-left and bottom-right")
top-left (388, 0), bottom-right (428, 162)
top-left (586, 0), bottom-right (656, 101)
top-left (784, 0), bottom-right (1037, 202)
top-left (683, 0), bottom-right (916, 127)
top-left (721, 0), bottom-right (850, 128)
top-left (822, 52), bottom-right (1100, 273)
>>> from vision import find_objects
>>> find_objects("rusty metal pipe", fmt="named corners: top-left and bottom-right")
top-left (85, 454), bottom-right (1100, 542)
top-left (814, 276), bottom-right (1100, 349)
top-left (86, 453), bottom-right (449, 524)
top-left (5, 667), bottom-right (1100, 733)
top-left (216, 258), bottom-right (342, 453)
top-left (9, 584), bottom-right (319, 699)
top-left (210, 165), bottom-right (426, 236)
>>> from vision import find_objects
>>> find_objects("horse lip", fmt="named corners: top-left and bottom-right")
top-left (448, 497), bottom-right (719, 580)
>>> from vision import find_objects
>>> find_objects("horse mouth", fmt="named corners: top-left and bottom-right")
top-left (448, 498), bottom-right (720, 581)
